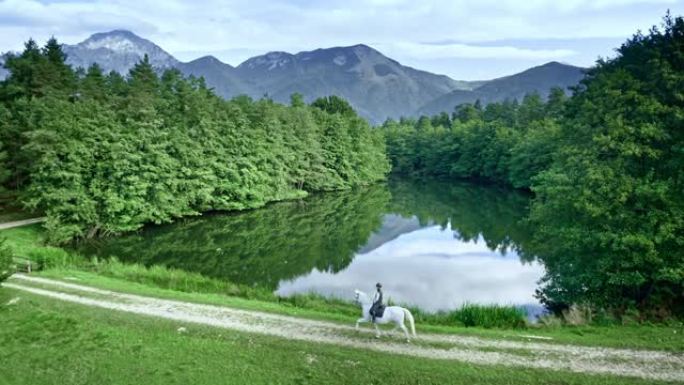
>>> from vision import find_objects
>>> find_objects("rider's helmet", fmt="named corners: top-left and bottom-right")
top-left (376, 282), bottom-right (382, 289)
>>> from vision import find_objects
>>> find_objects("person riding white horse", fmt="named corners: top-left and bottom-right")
top-left (354, 285), bottom-right (416, 342)
top-left (369, 282), bottom-right (384, 322)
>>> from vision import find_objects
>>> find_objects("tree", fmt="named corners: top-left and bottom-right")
top-left (545, 87), bottom-right (567, 119)
top-left (311, 95), bottom-right (356, 116)
top-left (290, 92), bottom-right (305, 107)
top-left (453, 102), bottom-right (482, 123)
top-left (508, 119), bottom-right (560, 188)
top-left (0, 139), bottom-right (9, 191)
top-left (518, 92), bottom-right (545, 126)
top-left (80, 63), bottom-right (107, 101)
top-left (41, 37), bottom-right (76, 95)
top-left (530, 14), bottom-right (684, 317)
top-left (1, 39), bottom-right (44, 99)
top-left (0, 238), bottom-right (13, 282)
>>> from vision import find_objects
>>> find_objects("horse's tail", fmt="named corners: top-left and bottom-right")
top-left (403, 308), bottom-right (416, 337)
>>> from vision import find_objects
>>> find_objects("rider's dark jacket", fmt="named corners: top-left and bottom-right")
top-left (370, 289), bottom-right (383, 318)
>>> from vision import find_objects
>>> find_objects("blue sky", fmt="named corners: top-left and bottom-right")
top-left (1, 0), bottom-right (683, 79)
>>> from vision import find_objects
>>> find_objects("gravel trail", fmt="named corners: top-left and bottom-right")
top-left (4, 274), bottom-right (683, 382)
top-left (0, 217), bottom-right (46, 230)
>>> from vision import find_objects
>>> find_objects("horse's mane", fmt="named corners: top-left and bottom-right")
top-left (354, 289), bottom-right (371, 303)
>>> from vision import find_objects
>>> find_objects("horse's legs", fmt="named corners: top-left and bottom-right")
top-left (355, 318), bottom-right (367, 330)
top-left (374, 323), bottom-right (381, 338)
top-left (399, 323), bottom-right (410, 342)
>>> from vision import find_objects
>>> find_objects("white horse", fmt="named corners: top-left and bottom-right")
top-left (354, 289), bottom-right (416, 341)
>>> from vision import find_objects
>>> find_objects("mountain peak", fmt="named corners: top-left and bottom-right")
top-left (238, 51), bottom-right (294, 70)
top-left (537, 61), bottom-right (578, 69)
top-left (80, 30), bottom-right (152, 52)
top-left (64, 30), bottom-right (178, 74)
top-left (88, 29), bottom-right (141, 39)
top-left (264, 51), bottom-right (293, 58)
top-left (194, 55), bottom-right (222, 63)
top-left (187, 55), bottom-right (235, 70)
top-left (417, 61), bottom-right (586, 117)
top-left (320, 44), bottom-right (382, 57)
top-left (516, 61), bottom-right (584, 78)
top-left (349, 43), bottom-right (375, 52)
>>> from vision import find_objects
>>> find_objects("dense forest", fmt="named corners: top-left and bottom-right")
top-left (0, 40), bottom-right (389, 244)
top-left (382, 15), bottom-right (684, 317)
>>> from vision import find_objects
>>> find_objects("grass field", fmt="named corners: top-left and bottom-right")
top-left (0, 288), bottom-right (674, 385)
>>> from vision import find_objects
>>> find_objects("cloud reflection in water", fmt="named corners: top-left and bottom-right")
top-left (277, 221), bottom-right (545, 313)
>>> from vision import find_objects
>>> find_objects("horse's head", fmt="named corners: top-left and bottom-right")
top-left (354, 289), bottom-right (370, 305)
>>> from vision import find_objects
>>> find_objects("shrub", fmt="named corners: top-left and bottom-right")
top-left (409, 303), bottom-right (527, 329)
top-left (562, 304), bottom-right (593, 326)
top-left (28, 246), bottom-right (80, 270)
top-left (537, 314), bottom-right (563, 328)
top-left (457, 303), bottom-right (527, 328)
top-left (0, 237), bottom-right (14, 281)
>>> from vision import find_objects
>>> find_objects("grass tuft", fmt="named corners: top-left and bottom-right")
top-left (408, 303), bottom-right (527, 329)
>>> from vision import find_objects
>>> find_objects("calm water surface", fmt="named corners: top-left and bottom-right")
top-left (75, 178), bottom-right (544, 314)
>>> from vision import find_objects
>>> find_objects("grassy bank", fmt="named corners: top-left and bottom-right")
top-left (0, 288), bottom-right (673, 385)
top-left (2, 224), bottom-right (683, 352)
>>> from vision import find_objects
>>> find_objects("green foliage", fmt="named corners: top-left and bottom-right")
top-left (0, 38), bottom-right (389, 244)
top-left (0, 237), bottom-right (13, 281)
top-left (311, 95), bottom-right (356, 116)
top-left (382, 93), bottom-right (557, 188)
top-left (529, 14), bottom-right (684, 317)
top-left (0, 135), bottom-right (10, 191)
top-left (28, 246), bottom-right (80, 270)
top-left (387, 178), bottom-right (533, 255)
top-left (382, 14), bottom-right (684, 319)
top-left (409, 303), bottom-right (527, 329)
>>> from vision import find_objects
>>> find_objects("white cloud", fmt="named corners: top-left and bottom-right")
top-left (1, 0), bottom-right (682, 78)
top-left (385, 42), bottom-right (576, 60)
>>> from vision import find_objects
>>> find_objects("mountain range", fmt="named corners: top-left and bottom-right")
top-left (11, 30), bottom-right (585, 123)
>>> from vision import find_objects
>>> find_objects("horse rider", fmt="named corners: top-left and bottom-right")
top-left (369, 282), bottom-right (384, 322)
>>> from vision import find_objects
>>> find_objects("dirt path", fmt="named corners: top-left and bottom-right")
top-left (3, 274), bottom-right (683, 382)
top-left (0, 217), bottom-right (46, 230)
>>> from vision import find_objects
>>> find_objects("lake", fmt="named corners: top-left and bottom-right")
top-left (74, 178), bottom-right (545, 316)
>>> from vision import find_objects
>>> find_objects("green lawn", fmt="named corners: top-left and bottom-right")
top-left (0, 288), bottom-right (671, 385)
top-left (1, 224), bottom-right (45, 257)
